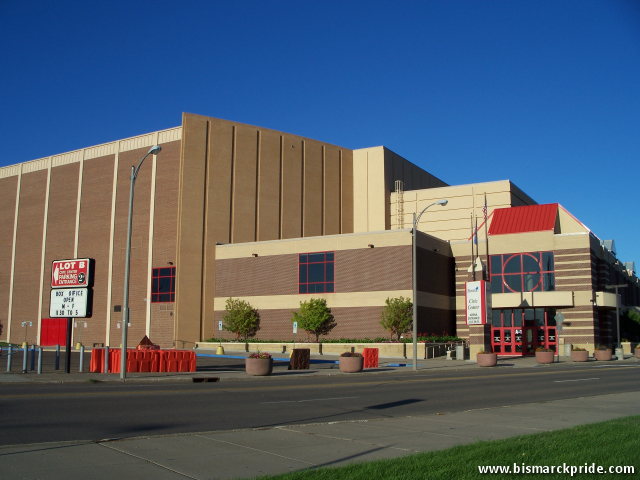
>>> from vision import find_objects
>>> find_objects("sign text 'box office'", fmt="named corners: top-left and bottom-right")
top-left (49, 288), bottom-right (92, 318)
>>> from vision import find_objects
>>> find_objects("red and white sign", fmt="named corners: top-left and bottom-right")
top-left (465, 280), bottom-right (492, 325)
top-left (51, 259), bottom-right (90, 288)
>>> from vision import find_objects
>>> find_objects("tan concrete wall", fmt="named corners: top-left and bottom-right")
top-left (392, 180), bottom-right (536, 243)
top-left (353, 146), bottom-right (447, 233)
top-left (175, 113), bottom-right (354, 345)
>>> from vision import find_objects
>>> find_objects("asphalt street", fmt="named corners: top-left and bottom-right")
top-left (2, 360), bottom-right (639, 446)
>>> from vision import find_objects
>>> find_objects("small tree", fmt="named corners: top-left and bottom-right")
top-left (292, 298), bottom-right (336, 342)
top-left (380, 296), bottom-right (413, 340)
top-left (222, 298), bottom-right (260, 341)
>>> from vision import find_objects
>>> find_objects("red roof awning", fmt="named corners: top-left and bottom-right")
top-left (489, 204), bottom-right (558, 235)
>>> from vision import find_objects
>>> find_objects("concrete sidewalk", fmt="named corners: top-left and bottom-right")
top-left (1, 391), bottom-right (637, 480)
top-left (1, 348), bottom-right (638, 383)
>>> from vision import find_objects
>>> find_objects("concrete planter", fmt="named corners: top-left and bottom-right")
top-left (339, 356), bottom-right (364, 373)
top-left (571, 350), bottom-right (589, 362)
top-left (476, 353), bottom-right (497, 367)
top-left (245, 357), bottom-right (273, 376)
top-left (594, 349), bottom-right (612, 361)
top-left (535, 351), bottom-right (554, 364)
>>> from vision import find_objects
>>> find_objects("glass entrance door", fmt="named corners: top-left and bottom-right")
top-left (491, 308), bottom-right (557, 356)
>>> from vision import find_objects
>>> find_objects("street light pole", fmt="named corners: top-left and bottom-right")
top-left (121, 145), bottom-right (161, 380)
top-left (412, 199), bottom-right (448, 371)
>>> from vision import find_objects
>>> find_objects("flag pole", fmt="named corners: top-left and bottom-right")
top-left (471, 213), bottom-right (475, 281)
top-left (475, 216), bottom-right (479, 280)
top-left (484, 193), bottom-right (490, 280)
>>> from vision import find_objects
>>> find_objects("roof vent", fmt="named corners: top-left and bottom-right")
top-left (600, 239), bottom-right (616, 256)
top-left (624, 262), bottom-right (635, 275)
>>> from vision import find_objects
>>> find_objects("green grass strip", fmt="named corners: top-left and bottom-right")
top-left (253, 416), bottom-right (639, 480)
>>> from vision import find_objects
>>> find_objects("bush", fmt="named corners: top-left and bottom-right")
top-left (379, 296), bottom-right (413, 341)
top-left (340, 352), bottom-right (362, 357)
top-left (292, 298), bottom-right (336, 342)
top-left (222, 298), bottom-right (260, 341)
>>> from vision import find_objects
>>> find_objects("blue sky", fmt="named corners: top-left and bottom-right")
top-left (1, 1), bottom-right (639, 267)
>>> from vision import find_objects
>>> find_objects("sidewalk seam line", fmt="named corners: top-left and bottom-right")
top-left (99, 442), bottom-right (201, 480)
top-left (194, 434), bottom-right (318, 466)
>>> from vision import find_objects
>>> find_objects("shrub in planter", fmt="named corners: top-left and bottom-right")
top-left (594, 344), bottom-right (612, 361)
top-left (339, 352), bottom-right (364, 373)
top-left (571, 347), bottom-right (589, 362)
top-left (476, 350), bottom-right (497, 367)
top-left (245, 352), bottom-right (273, 376)
top-left (535, 346), bottom-right (555, 364)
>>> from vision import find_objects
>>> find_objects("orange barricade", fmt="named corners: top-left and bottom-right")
top-left (363, 348), bottom-right (379, 368)
top-left (90, 348), bottom-right (104, 373)
top-left (89, 348), bottom-right (196, 373)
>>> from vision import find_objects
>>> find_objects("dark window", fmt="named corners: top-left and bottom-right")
top-left (489, 252), bottom-right (555, 293)
top-left (299, 252), bottom-right (334, 294)
top-left (152, 267), bottom-right (175, 303)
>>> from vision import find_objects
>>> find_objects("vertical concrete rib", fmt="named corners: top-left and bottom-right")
top-left (145, 132), bottom-right (159, 336)
top-left (229, 126), bottom-right (236, 242)
top-left (199, 121), bottom-right (210, 342)
top-left (255, 130), bottom-right (261, 241)
top-left (279, 135), bottom-right (284, 239)
top-left (338, 150), bottom-right (342, 234)
top-left (6, 166), bottom-right (23, 342)
top-left (321, 145), bottom-right (325, 236)
top-left (301, 140), bottom-right (305, 237)
top-left (105, 143), bottom-right (120, 345)
top-left (73, 150), bottom-right (85, 257)
top-left (36, 158), bottom-right (52, 344)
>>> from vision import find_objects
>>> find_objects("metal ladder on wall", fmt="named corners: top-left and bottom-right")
top-left (395, 180), bottom-right (404, 229)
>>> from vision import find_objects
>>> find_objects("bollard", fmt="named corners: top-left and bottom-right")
top-left (55, 345), bottom-right (60, 370)
top-left (30, 345), bottom-right (36, 371)
top-left (22, 344), bottom-right (28, 373)
top-left (79, 346), bottom-right (85, 372)
top-left (38, 347), bottom-right (43, 374)
top-left (7, 347), bottom-right (12, 372)
top-left (104, 346), bottom-right (109, 373)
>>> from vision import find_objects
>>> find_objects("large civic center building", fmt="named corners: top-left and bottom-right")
top-left (1, 113), bottom-right (638, 357)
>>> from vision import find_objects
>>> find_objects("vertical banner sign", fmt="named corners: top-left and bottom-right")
top-left (466, 280), bottom-right (491, 325)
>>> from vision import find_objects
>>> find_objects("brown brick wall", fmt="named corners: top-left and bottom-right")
top-left (215, 245), bottom-right (414, 298)
top-left (418, 306), bottom-right (455, 336)
top-left (109, 147), bottom-right (154, 347)
top-left (0, 176), bottom-right (18, 340)
top-left (149, 140), bottom-right (180, 347)
top-left (216, 254), bottom-right (298, 298)
top-left (77, 155), bottom-right (115, 346)
top-left (11, 170), bottom-right (47, 344)
top-left (336, 246), bottom-right (412, 293)
top-left (41, 162), bottom-right (79, 332)
top-left (417, 247), bottom-right (455, 296)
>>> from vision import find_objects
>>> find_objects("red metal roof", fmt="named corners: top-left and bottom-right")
top-left (489, 203), bottom-right (558, 235)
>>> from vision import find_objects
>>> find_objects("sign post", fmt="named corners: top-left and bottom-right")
top-left (293, 321), bottom-right (298, 351)
top-left (50, 258), bottom-right (93, 374)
